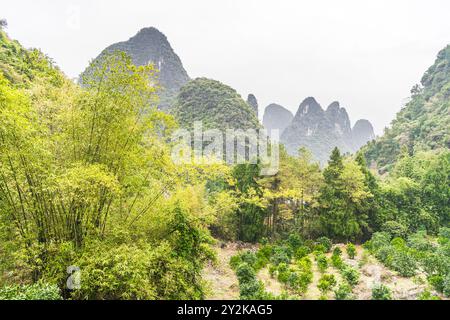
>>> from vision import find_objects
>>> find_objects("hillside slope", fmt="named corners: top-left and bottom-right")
top-left (364, 45), bottom-right (450, 173)
top-left (172, 77), bottom-right (261, 131)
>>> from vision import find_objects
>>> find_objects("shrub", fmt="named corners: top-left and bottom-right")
top-left (313, 244), bottom-right (327, 254)
top-left (407, 231), bottom-right (434, 252)
top-left (438, 227), bottom-right (450, 246)
top-left (236, 263), bottom-right (256, 284)
top-left (341, 267), bottom-right (360, 287)
top-left (277, 263), bottom-right (290, 284)
top-left (297, 272), bottom-right (313, 293)
top-left (418, 290), bottom-right (441, 300)
top-left (368, 232), bottom-right (391, 252)
top-left (229, 255), bottom-right (242, 270)
top-left (71, 243), bottom-right (158, 300)
top-left (287, 233), bottom-right (303, 250)
top-left (390, 237), bottom-right (406, 249)
top-left (332, 247), bottom-right (342, 257)
top-left (331, 253), bottom-right (344, 270)
top-left (428, 275), bottom-right (445, 293)
top-left (346, 243), bottom-right (356, 259)
top-left (316, 254), bottom-right (328, 273)
top-left (268, 265), bottom-right (277, 278)
top-left (317, 274), bottom-right (336, 293)
top-left (371, 284), bottom-right (392, 300)
top-left (297, 256), bottom-right (312, 272)
top-left (316, 237), bottom-right (332, 253)
top-left (239, 279), bottom-right (265, 300)
top-left (0, 283), bottom-right (61, 300)
top-left (382, 221), bottom-right (408, 239)
top-left (295, 246), bottom-right (311, 260)
top-left (257, 245), bottom-right (273, 261)
top-left (240, 251), bottom-right (258, 267)
top-left (304, 239), bottom-right (316, 250)
top-left (334, 283), bottom-right (354, 300)
top-left (443, 274), bottom-right (450, 297)
top-left (391, 251), bottom-right (417, 277)
top-left (270, 246), bottom-right (291, 266)
top-left (422, 253), bottom-right (450, 276)
top-left (375, 245), bottom-right (395, 266)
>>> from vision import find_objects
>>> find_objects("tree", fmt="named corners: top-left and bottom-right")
top-left (259, 146), bottom-right (322, 238)
top-left (232, 163), bottom-right (266, 242)
top-left (317, 148), bottom-right (372, 241)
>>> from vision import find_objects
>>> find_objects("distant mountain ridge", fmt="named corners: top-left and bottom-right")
top-left (262, 103), bottom-right (294, 136)
top-left (277, 97), bottom-right (374, 164)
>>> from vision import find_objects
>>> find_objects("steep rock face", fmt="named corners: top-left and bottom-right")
top-left (352, 119), bottom-right (375, 151)
top-left (262, 103), bottom-right (294, 136)
top-left (280, 97), bottom-right (374, 164)
top-left (326, 101), bottom-right (352, 141)
top-left (247, 94), bottom-right (259, 117)
top-left (281, 97), bottom-right (350, 163)
top-left (81, 27), bottom-right (189, 109)
top-left (172, 78), bottom-right (260, 131)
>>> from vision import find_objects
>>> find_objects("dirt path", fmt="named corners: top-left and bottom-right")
top-left (258, 267), bottom-right (284, 296)
top-left (203, 242), bottom-right (256, 300)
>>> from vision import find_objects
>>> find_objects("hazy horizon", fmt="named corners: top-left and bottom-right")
top-left (2, 0), bottom-right (450, 134)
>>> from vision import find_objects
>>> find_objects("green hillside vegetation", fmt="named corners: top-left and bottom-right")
top-left (172, 77), bottom-right (260, 131)
top-left (0, 30), bottom-right (64, 88)
top-left (0, 30), bottom-right (448, 300)
top-left (365, 45), bottom-right (450, 173)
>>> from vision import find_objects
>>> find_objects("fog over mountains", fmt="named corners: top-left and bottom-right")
top-left (84, 27), bottom-right (375, 163)
top-left (278, 98), bottom-right (375, 164)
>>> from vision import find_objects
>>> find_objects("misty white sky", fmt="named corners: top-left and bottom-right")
top-left (2, 0), bottom-right (450, 134)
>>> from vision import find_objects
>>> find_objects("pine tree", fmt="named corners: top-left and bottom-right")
top-left (317, 148), bottom-right (372, 241)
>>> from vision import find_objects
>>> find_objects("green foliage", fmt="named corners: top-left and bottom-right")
top-left (418, 290), bottom-right (441, 300)
top-left (287, 233), bottom-right (304, 250)
top-left (382, 221), bottom-right (409, 239)
top-left (316, 237), bottom-right (333, 253)
top-left (334, 283), bottom-right (354, 300)
top-left (443, 274), bottom-right (450, 297)
top-left (317, 148), bottom-right (373, 241)
top-left (172, 77), bottom-right (260, 131)
top-left (316, 254), bottom-right (328, 273)
top-left (270, 246), bottom-right (292, 266)
top-left (236, 263), bottom-right (256, 284)
top-left (371, 284), bottom-right (392, 300)
top-left (0, 283), bottom-right (61, 300)
top-left (341, 267), bottom-right (360, 287)
top-left (346, 243), bottom-right (356, 259)
top-left (317, 274), bottom-right (336, 293)
top-left (239, 279), bottom-right (267, 300)
top-left (295, 246), bottom-right (311, 260)
top-left (331, 251), bottom-right (344, 270)
top-left (364, 45), bottom-right (450, 173)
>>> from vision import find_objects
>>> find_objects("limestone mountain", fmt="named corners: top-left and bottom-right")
top-left (280, 97), bottom-right (374, 164)
top-left (353, 119), bottom-right (375, 151)
top-left (172, 77), bottom-right (260, 131)
top-left (326, 101), bottom-right (353, 146)
top-left (262, 103), bottom-right (294, 136)
top-left (364, 44), bottom-right (450, 173)
top-left (247, 94), bottom-right (259, 117)
top-left (80, 27), bottom-right (189, 109)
